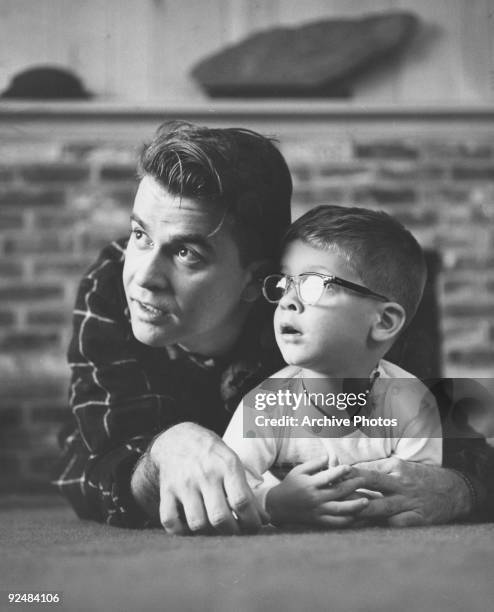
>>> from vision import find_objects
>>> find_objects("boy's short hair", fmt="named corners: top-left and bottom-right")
top-left (138, 120), bottom-right (292, 265)
top-left (283, 205), bottom-right (427, 324)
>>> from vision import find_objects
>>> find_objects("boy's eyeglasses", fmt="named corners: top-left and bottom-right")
top-left (262, 273), bottom-right (391, 306)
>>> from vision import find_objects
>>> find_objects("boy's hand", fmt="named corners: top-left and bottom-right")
top-left (265, 457), bottom-right (369, 528)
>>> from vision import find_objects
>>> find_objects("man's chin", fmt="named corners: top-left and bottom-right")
top-left (131, 322), bottom-right (178, 348)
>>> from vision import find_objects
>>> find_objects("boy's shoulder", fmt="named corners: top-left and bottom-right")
top-left (378, 359), bottom-right (417, 380)
top-left (267, 364), bottom-right (302, 379)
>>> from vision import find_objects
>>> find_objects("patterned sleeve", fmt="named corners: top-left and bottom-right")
top-left (52, 241), bottom-right (179, 527)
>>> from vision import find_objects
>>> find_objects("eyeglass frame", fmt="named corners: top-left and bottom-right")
top-left (261, 272), bottom-right (391, 306)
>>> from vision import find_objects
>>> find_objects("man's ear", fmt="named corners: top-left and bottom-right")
top-left (241, 259), bottom-right (273, 303)
top-left (370, 302), bottom-right (406, 343)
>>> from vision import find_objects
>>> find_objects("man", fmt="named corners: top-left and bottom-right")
top-left (54, 121), bottom-right (493, 533)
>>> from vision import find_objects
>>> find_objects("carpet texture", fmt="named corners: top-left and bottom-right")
top-left (1, 496), bottom-right (493, 612)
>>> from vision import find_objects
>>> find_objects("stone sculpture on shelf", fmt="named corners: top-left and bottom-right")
top-left (1, 66), bottom-right (91, 99)
top-left (191, 11), bottom-right (419, 98)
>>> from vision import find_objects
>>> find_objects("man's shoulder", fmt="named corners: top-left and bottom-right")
top-left (84, 238), bottom-right (128, 280)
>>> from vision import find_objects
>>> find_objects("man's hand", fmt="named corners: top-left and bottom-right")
top-left (265, 457), bottom-right (369, 528)
top-left (131, 422), bottom-right (268, 535)
top-left (353, 457), bottom-right (474, 526)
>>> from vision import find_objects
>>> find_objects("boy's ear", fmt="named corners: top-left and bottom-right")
top-left (370, 302), bottom-right (406, 343)
top-left (241, 259), bottom-right (273, 303)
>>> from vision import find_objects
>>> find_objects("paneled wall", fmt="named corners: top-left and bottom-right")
top-left (1, 0), bottom-right (494, 103)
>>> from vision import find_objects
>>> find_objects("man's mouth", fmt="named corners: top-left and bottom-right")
top-left (132, 298), bottom-right (172, 319)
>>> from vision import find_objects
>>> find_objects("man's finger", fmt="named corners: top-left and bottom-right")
top-left (358, 494), bottom-right (408, 519)
top-left (388, 511), bottom-right (425, 527)
top-left (224, 472), bottom-right (262, 534)
top-left (293, 455), bottom-right (329, 476)
top-left (159, 492), bottom-right (187, 535)
top-left (202, 485), bottom-right (240, 535)
top-left (311, 465), bottom-right (353, 488)
top-left (181, 489), bottom-right (210, 534)
top-left (352, 458), bottom-right (393, 472)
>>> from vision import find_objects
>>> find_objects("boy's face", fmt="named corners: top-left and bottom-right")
top-left (274, 240), bottom-right (380, 375)
top-left (123, 175), bottom-right (252, 355)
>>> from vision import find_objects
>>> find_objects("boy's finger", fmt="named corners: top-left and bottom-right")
top-left (317, 498), bottom-right (369, 516)
top-left (314, 515), bottom-right (355, 528)
top-left (311, 465), bottom-right (353, 488)
top-left (293, 455), bottom-right (329, 476)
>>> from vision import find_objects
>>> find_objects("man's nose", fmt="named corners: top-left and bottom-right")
top-left (134, 250), bottom-right (171, 292)
top-left (278, 280), bottom-right (303, 312)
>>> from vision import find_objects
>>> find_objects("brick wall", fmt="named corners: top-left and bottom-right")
top-left (0, 108), bottom-right (493, 493)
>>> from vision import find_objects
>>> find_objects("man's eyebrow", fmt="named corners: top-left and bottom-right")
top-left (130, 213), bottom-right (148, 230)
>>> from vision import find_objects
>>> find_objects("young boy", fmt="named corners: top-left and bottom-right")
top-left (223, 205), bottom-right (442, 527)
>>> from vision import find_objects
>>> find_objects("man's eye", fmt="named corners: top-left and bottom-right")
top-left (175, 246), bottom-right (202, 265)
top-left (130, 227), bottom-right (153, 248)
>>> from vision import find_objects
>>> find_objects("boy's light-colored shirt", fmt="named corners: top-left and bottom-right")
top-left (223, 359), bottom-right (442, 508)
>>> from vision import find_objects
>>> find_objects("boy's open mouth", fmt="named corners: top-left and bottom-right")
top-left (280, 323), bottom-right (301, 335)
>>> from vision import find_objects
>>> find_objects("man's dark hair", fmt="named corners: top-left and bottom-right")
top-left (283, 205), bottom-right (427, 324)
top-left (138, 121), bottom-right (292, 265)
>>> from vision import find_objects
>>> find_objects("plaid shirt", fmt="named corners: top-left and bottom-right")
top-left (53, 240), bottom-right (494, 527)
top-left (53, 238), bottom-right (283, 527)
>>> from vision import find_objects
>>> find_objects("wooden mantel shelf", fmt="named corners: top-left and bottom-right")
top-left (1, 100), bottom-right (493, 141)
top-left (1, 100), bottom-right (494, 120)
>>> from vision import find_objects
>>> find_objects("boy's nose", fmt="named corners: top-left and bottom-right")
top-left (278, 282), bottom-right (303, 312)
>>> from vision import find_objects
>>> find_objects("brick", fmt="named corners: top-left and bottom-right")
top-left (391, 210), bottom-right (438, 227)
top-left (3, 233), bottom-right (75, 255)
top-left (29, 453), bottom-right (58, 475)
top-left (0, 189), bottom-right (65, 207)
top-left (27, 309), bottom-right (70, 325)
top-left (0, 453), bottom-right (20, 476)
top-left (105, 187), bottom-right (137, 208)
top-left (0, 261), bottom-right (23, 277)
top-left (33, 259), bottom-right (92, 277)
top-left (355, 142), bottom-right (418, 160)
top-left (447, 349), bottom-right (494, 367)
top-left (61, 143), bottom-right (98, 160)
top-left (0, 331), bottom-right (60, 351)
top-left (452, 166), bottom-right (494, 181)
top-left (34, 210), bottom-right (86, 229)
top-left (425, 142), bottom-right (493, 160)
top-left (454, 256), bottom-right (494, 271)
top-left (0, 311), bottom-right (15, 326)
top-left (290, 164), bottom-right (311, 183)
top-left (20, 164), bottom-right (89, 183)
top-left (0, 407), bottom-right (23, 428)
top-left (354, 187), bottom-right (416, 206)
top-left (444, 303), bottom-right (494, 318)
top-left (0, 285), bottom-right (63, 302)
top-left (0, 167), bottom-right (15, 182)
top-left (318, 164), bottom-right (370, 178)
top-left (29, 405), bottom-right (68, 424)
top-left (379, 164), bottom-right (445, 181)
top-left (100, 164), bottom-right (137, 181)
top-left (0, 212), bottom-right (24, 229)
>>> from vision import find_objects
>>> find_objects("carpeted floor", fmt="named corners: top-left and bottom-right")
top-left (1, 496), bottom-right (493, 612)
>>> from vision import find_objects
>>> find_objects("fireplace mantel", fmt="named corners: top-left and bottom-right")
top-left (1, 101), bottom-right (494, 142)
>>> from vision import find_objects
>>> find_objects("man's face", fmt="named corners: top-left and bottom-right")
top-left (274, 240), bottom-right (379, 376)
top-left (123, 175), bottom-right (252, 355)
